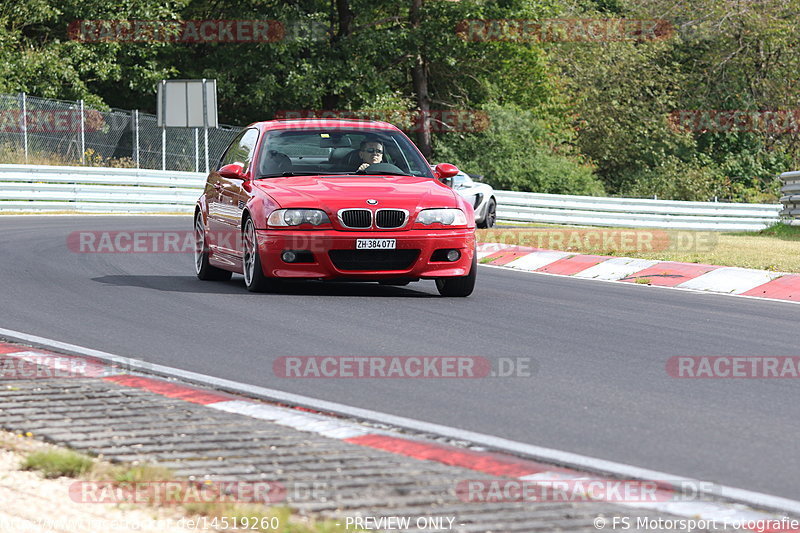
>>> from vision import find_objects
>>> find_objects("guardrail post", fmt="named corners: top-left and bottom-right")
top-left (79, 99), bottom-right (86, 164)
top-left (20, 93), bottom-right (28, 163)
top-left (780, 171), bottom-right (800, 225)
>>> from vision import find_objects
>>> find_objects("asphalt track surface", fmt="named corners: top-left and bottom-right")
top-left (2, 216), bottom-right (799, 501)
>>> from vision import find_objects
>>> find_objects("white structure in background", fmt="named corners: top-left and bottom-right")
top-left (157, 79), bottom-right (218, 173)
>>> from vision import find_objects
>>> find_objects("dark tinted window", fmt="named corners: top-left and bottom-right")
top-left (219, 128), bottom-right (259, 171)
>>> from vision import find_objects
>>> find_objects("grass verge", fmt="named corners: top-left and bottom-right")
top-left (22, 449), bottom-right (94, 478)
top-left (18, 441), bottom-right (358, 532)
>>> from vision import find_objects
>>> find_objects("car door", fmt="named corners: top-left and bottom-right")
top-left (207, 128), bottom-right (259, 258)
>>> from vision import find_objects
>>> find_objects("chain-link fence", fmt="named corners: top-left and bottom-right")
top-left (0, 93), bottom-right (242, 172)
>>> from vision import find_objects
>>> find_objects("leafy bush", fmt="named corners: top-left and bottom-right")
top-left (434, 104), bottom-right (605, 195)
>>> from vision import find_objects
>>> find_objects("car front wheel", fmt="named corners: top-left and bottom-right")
top-left (242, 218), bottom-right (279, 293)
top-left (435, 251), bottom-right (476, 297)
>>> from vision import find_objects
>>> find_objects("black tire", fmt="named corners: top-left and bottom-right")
top-left (194, 212), bottom-right (232, 281)
top-left (477, 197), bottom-right (496, 229)
top-left (435, 251), bottom-right (476, 297)
top-left (242, 218), bottom-right (279, 293)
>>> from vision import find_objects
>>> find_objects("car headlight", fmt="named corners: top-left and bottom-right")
top-left (267, 209), bottom-right (331, 227)
top-left (415, 208), bottom-right (468, 226)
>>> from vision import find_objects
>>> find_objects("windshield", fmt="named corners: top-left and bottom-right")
top-left (452, 171), bottom-right (474, 188)
top-left (257, 128), bottom-right (435, 179)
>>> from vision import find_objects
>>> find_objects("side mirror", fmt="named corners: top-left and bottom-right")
top-left (219, 162), bottom-right (246, 179)
top-left (434, 163), bottom-right (459, 180)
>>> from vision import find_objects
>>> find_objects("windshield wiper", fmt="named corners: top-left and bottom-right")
top-left (256, 171), bottom-right (349, 179)
top-left (355, 170), bottom-right (415, 177)
top-left (256, 172), bottom-right (296, 178)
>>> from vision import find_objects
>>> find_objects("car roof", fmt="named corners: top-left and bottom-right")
top-left (252, 119), bottom-right (401, 132)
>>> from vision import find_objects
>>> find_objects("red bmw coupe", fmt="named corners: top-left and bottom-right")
top-left (194, 119), bottom-right (476, 296)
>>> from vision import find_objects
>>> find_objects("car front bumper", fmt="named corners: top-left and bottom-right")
top-left (255, 228), bottom-right (475, 279)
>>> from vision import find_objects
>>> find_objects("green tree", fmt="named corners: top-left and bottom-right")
top-left (555, 0), bottom-right (800, 200)
top-left (436, 103), bottom-right (604, 194)
top-left (0, 0), bottom-right (181, 107)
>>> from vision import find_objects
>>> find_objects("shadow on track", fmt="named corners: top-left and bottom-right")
top-left (91, 275), bottom-right (436, 297)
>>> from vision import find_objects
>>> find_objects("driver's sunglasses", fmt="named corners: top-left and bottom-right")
top-left (361, 148), bottom-right (383, 154)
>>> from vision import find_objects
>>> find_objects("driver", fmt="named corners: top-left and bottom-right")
top-left (356, 139), bottom-right (384, 171)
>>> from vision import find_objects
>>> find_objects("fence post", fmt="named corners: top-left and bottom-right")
top-left (194, 128), bottom-right (199, 172)
top-left (133, 110), bottom-right (140, 169)
top-left (204, 127), bottom-right (209, 173)
top-left (79, 99), bottom-right (86, 164)
top-left (202, 78), bottom-right (209, 173)
top-left (161, 127), bottom-right (166, 171)
top-left (20, 93), bottom-right (28, 163)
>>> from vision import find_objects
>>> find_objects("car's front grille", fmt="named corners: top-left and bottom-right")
top-left (329, 250), bottom-right (420, 271)
top-left (339, 209), bottom-right (372, 229)
top-left (376, 210), bottom-right (406, 229)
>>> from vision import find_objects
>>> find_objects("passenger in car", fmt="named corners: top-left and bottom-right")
top-left (357, 139), bottom-right (384, 171)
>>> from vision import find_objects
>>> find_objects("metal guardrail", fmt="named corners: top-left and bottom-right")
top-left (495, 191), bottom-right (781, 231)
top-left (0, 164), bottom-right (204, 213)
top-left (779, 171), bottom-right (800, 226)
top-left (0, 164), bottom-right (784, 231)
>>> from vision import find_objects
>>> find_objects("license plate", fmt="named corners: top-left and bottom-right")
top-left (356, 239), bottom-right (396, 250)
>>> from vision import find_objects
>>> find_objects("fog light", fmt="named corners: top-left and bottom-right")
top-left (446, 250), bottom-right (461, 262)
top-left (282, 251), bottom-right (297, 263)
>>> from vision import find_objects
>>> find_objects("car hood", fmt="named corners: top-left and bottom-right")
top-left (253, 175), bottom-right (458, 212)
